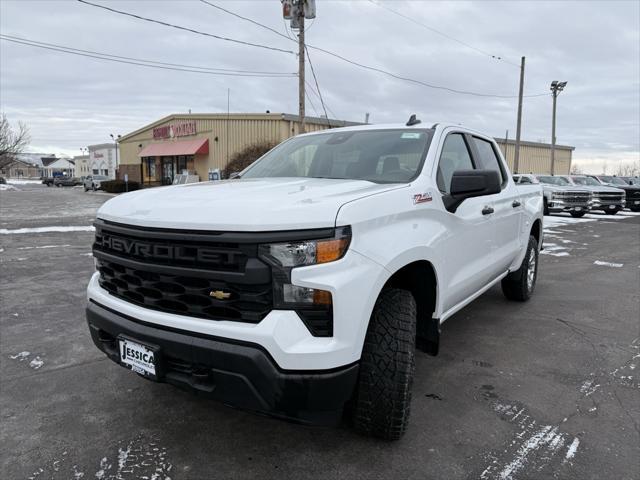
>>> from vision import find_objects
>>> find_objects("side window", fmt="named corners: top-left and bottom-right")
top-left (472, 137), bottom-right (505, 186)
top-left (519, 176), bottom-right (531, 184)
top-left (436, 133), bottom-right (474, 194)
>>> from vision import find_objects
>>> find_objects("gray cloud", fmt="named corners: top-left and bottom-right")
top-left (1, 0), bottom-right (638, 172)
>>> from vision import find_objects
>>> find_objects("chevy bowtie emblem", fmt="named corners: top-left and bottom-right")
top-left (209, 290), bottom-right (231, 300)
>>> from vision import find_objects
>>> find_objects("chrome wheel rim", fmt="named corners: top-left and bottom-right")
top-left (527, 248), bottom-right (537, 292)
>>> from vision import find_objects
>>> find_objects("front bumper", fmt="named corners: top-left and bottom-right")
top-left (547, 200), bottom-right (591, 213)
top-left (87, 300), bottom-right (359, 425)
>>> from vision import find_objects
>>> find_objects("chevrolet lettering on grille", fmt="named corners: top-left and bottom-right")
top-left (95, 233), bottom-right (240, 266)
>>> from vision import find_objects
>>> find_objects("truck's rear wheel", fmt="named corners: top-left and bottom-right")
top-left (353, 288), bottom-right (416, 440)
top-left (501, 236), bottom-right (538, 302)
top-left (570, 211), bottom-right (586, 218)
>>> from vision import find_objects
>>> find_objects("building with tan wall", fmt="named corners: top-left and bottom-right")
top-left (495, 138), bottom-right (574, 175)
top-left (117, 113), bottom-right (359, 185)
top-left (117, 113), bottom-right (574, 185)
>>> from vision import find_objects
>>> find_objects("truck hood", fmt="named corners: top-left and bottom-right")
top-left (542, 185), bottom-right (591, 193)
top-left (577, 185), bottom-right (625, 193)
top-left (97, 178), bottom-right (405, 231)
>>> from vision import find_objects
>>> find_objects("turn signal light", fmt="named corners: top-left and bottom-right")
top-left (317, 238), bottom-right (349, 264)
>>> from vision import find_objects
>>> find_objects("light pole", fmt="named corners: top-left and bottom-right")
top-left (550, 81), bottom-right (567, 175)
top-left (110, 133), bottom-right (121, 179)
top-left (80, 147), bottom-right (88, 177)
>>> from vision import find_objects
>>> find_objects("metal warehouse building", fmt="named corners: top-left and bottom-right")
top-left (117, 113), bottom-right (574, 185)
top-left (117, 113), bottom-right (358, 185)
top-left (494, 138), bottom-right (574, 176)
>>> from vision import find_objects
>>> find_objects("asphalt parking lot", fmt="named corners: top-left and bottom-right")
top-left (1, 183), bottom-right (639, 480)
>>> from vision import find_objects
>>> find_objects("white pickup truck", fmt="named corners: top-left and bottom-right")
top-left (86, 118), bottom-right (544, 439)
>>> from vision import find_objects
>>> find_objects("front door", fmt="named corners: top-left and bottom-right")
top-left (162, 156), bottom-right (175, 185)
top-left (434, 131), bottom-right (499, 313)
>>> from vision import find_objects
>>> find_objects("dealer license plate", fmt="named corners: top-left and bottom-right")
top-left (609, 204), bottom-right (616, 209)
top-left (634, 200), bottom-right (640, 204)
top-left (118, 338), bottom-right (156, 377)
top-left (574, 207), bottom-right (582, 211)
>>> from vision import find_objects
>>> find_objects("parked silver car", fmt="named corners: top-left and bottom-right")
top-left (514, 174), bottom-right (592, 217)
top-left (83, 175), bottom-right (109, 192)
top-left (563, 175), bottom-right (625, 215)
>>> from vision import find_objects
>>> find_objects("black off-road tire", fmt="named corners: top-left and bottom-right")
top-left (631, 207), bottom-right (640, 213)
top-left (605, 209), bottom-right (618, 215)
top-left (543, 198), bottom-right (549, 216)
top-left (353, 288), bottom-right (417, 440)
top-left (501, 236), bottom-right (538, 302)
top-left (570, 211), bottom-right (586, 218)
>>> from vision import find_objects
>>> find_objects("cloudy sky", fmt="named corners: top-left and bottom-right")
top-left (1, 0), bottom-right (638, 172)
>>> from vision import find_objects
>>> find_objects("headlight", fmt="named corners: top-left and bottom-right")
top-left (257, 226), bottom-right (351, 337)
top-left (258, 226), bottom-right (351, 267)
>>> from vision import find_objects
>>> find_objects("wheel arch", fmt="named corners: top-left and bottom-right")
top-left (531, 218), bottom-right (542, 247)
top-left (373, 259), bottom-right (441, 355)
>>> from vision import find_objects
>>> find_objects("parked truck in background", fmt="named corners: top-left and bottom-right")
top-left (86, 118), bottom-right (544, 440)
top-left (514, 173), bottom-right (592, 217)
top-left (564, 175), bottom-right (626, 214)
top-left (587, 175), bottom-right (640, 212)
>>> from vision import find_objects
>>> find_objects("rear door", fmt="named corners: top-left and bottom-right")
top-left (434, 131), bottom-right (499, 312)
top-left (469, 135), bottom-right (523, 272)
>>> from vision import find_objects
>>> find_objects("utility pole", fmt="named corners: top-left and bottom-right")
top-left (283, 0), bottom-right (314, 134)
top-left (504, 129), bottom-right (509, 163)
top-left (297, 8), bottom-right (305, 134)
top-left (549, 80), bottom-right (567, 175)
top-left (513, 56), bottom-right (525, 174)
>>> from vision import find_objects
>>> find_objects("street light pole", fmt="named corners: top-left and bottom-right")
top-left (110, 133), bottom-right (120, 179)
top-left (549, 81), bottom-right (567, 175)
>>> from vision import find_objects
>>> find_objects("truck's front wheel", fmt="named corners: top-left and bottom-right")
top-left (501, 235), bottom-right (538, 301)
top-left (353, 288), bottom-right (416, 440)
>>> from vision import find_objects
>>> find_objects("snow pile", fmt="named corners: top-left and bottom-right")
top-left (0, 226), bottom-right (95, 235)
top-left (7, 178), bottom-right (42, 184)
top-left (0, 184), bottom-right (18, 191)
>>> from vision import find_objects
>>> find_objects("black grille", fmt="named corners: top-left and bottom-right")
top-left (94, 221), bottom-right (273, 323)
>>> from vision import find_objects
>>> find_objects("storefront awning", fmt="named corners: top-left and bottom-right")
top-left (138, 138), bottom-right (209, 157)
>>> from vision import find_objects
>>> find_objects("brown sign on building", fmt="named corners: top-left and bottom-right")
top-left (153, 121), bottom-right (197, 140)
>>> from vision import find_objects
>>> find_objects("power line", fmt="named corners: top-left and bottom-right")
top-left (368, 0), bottom-right (521, 68)
top-left (0, 35), bottom-right (298, 77)
top-left (1, 34), bottom-right (296, 75)
top-left (305, 45), bottom-right (331, 125)
top-left (305, 90), bottom-right (320, 117)
top-left (77, 0), bottom-right (295, 55)
top-left (305, 80), bottom-right (339, 120)
top-left (198, 1), bottom-right (547, 99)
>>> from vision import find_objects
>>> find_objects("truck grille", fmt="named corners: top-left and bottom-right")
top-left (555, 191), bottom-right (591, 204)
top-left (93, 220), bottom-right (273, 323)
top-left (624, 189), bottom-right (640, 203)
top-left (594, 191), bottom-right (624, 204)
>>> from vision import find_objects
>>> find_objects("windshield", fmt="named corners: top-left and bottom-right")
top-left (241, 129), bottom-right (434, 183)
top-left (537, 175), bottom-right (570, 186)
top-left (598, 175), bottom-right (627, 185)
top-left (628, 177), bottom-right (640, 185)
top-left (571, 176), bottom-right (600, 186)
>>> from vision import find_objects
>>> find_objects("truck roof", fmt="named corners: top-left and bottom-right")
top-left (298, 120), bottom-right (492, 139)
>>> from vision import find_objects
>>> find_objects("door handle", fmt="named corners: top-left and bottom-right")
top-left (512, 200), bottom-right (521, 208)
top-left (482, 206), bottom-right (494, 215)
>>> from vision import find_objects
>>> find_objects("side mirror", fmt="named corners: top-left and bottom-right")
top-left (444, 169), bottom-right (501, 213)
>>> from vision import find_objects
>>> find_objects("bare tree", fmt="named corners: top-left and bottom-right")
top-left (0, 114), bottom-right (30, 169)
top-left (570, 164), bottom-right (583, 174)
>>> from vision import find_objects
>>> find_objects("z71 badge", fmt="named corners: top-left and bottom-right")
top-left (413, 192), bottom-right (433, 204)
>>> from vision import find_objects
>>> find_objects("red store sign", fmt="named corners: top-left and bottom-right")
top-left (153, 121), bottom-right (197, 140)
